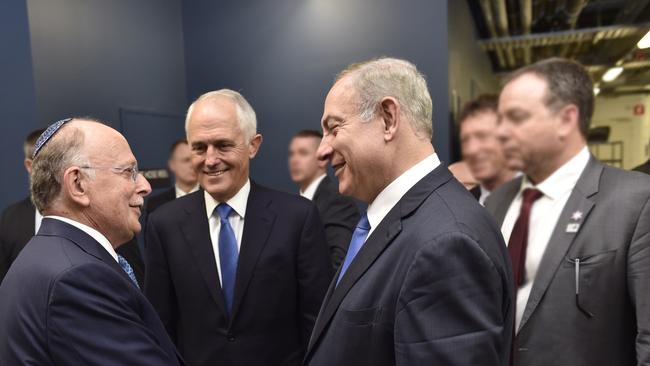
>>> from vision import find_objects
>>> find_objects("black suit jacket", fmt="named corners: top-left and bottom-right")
top-left (485, 157), bottom-right (650, 366)
top-left (312, 176), bottom-right (360, 269)
top-left (0, 197), bottom-right (145, 285)
top-left (304, 166), bottom-right (514, 366)
top-left (145, 183), bottom-right (333, 366)
top-left (146, 187), bottom-right (176, 217)
top-left (0, 218), bottom-right (184, 365)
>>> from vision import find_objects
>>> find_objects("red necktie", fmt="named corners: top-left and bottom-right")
top-left (508, 188), bottom-right (543, 291)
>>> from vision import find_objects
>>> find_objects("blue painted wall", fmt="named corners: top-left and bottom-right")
top-left (0, 0), bottom-right (40, 210)
top-left (26, 0), bottom-right (188, 129)
top-left (183, 0), bottom-right (450, 193)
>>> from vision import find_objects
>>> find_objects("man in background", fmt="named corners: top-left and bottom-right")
top-left (288, 129), bottom-right (359, 269)
top-left (458, 94), bottom-right (516, 204)
top-left (0, 128), bottom-right (145, 284)
top-left (145, 138), bottom-right (199, 216)
top-left (486, 57), bottom-right (650, 365)
top-left (0, 118), bottom-right (183, 365)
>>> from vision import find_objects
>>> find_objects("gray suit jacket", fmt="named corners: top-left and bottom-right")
top-left (485, 156), bottom-right (650, 366)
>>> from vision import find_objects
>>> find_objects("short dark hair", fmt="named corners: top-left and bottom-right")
top-left (24, 128), bottom-right (47, 160)
top-left (502, 57), bottom-right (594, 138)
top-left (293, 130), bottom-right (323, 139)
top-left (457, 94), bottom-right (498, 125)
top-left (169, 138), bottom-right (188, 157)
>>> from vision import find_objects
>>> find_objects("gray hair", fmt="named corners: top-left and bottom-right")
top-left (336, 57), bottom-right (433, 139)
top-left (185, 89), bottom-right (257, 141)
top-left (30, 125), bottom-right (89, 212)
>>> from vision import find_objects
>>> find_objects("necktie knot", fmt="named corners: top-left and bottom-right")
top-left (521, 188), bottom-right (543, 206)
top-left (216, 203), bottom-right (233, 222)
top-left (356, 213), bottom-right (370, 231)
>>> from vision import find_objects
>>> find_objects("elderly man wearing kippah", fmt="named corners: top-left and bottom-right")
top-left (0, 118), bottom-right (185, 365)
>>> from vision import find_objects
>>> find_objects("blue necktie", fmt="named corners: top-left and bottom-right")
top-left (216, 203), bottom-right (238, 315)
top-left (117, 254), bottom-right (140, 289)
top-left (337, 213), bottom-right (370, 286)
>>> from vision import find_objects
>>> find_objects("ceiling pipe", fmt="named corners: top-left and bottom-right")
top-left (479, 0), bottom-right (507, 69)
top-left (494, 0), bottom-right (517, 67)
top-left (520, 0), bottom-right (532, 64)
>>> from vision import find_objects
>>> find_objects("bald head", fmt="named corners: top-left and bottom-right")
top-left (30, 118), bottom-right (152, 246)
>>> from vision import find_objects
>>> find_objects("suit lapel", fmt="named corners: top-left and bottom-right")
top-left (180, 191), bottom-right (228, 315)
top-left (229, 183), bottom-right (276, 322)
top-left (518, 157), bottom-right (602, 331)
top-left (37, 218), bottom-right (136, 287)
top-left (493, 178), bottom-right (522, 227)
top-left (305, 166), bottom-right (452, 357)
top-left (312, 176), bottom-right (330, 202)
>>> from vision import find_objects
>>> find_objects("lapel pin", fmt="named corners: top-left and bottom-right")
top-left (571, 211), bottom-right (583, 221)
top-left (566, 223), bottom-right (580, 233)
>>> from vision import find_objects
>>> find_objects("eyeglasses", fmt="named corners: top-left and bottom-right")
top-left (80, 164), bottom-right (140, 182)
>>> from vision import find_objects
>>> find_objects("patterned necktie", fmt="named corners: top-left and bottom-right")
top-left (508, 188), bottom-right (543, 291)
top-left (216, 203), bottom-right (238, 315)
top-left (337, 212), bottom-right (371, 286)
top-left (117, 254), bottom-right (140, 289)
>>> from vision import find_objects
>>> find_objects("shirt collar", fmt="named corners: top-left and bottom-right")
top-left (175, 184), bottom-right (199, 199)
top-left (204, 179), bottom-right (251, 219)
top-left (300, 173), bottom-right (327, 201)
top-left (45, 215), bottom-right (118, 262)
top-left (521, 146), bottom-right (591, 200)
top-left (367, 153), bottom-right (440, 233)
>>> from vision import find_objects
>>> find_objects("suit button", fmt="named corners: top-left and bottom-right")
top-left (227, 334), bottom-right (236, 342)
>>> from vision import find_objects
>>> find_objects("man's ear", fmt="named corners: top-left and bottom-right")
top-left (61, 166), bottom-right (91, 207)
top-left (379, 97), bottom-right (400, 142)
top-left (24, 159), bottom-right (33, 175)
top-left (248, 134), bottom-right (263, 159)
top-left (557, 104), bottom-right (580, 139)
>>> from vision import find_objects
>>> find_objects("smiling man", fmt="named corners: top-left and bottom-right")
top-left (303, 58), bottom-right (514, 366)
top-left (145, 89), bottom-right (332, 366)
top-left (0, 118), bottom-right (184, 365)
top-left (458, 94), bottom-right (516, 204)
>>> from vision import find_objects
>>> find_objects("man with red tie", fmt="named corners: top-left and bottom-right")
top-left (486, 58), bottom-right (650, 366)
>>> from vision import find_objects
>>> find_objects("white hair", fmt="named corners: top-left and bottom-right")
top-left (337, 57), bottom-right (433, 139)
top-left (185, 89), bottom-right (257, 141)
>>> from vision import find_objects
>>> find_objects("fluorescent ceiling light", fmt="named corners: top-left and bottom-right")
top-left (638, 30), bottom-right (650, 49)
top-left (593, 87), bottom-right (600, 95)
top-left (602, 67), bottom-right (623, 82)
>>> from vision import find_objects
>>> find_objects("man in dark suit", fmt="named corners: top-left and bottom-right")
top-left (304, 58), bottom-right (514, 366)
top-left (145, 138), bottom-right (199, 216)
top-left (288, 129), bottom-right (360, 268)
top-left (458, 94), bottom-right (516, 205)
top-left (0, 118), bottom-right (183, 365)
top-left (486, 58), bottom-right (650, 365)
top-left (1, 128), bottom-right (145, 284)
top-left (145, 89), bottom-right (332, 366)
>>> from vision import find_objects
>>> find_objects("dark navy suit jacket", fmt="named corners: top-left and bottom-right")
top-left (304, 166), bottom-right (514, 366)
top-left (145, 182), bottom-right (333, 366)
top-left (0, 218), bottom-right (184, 365)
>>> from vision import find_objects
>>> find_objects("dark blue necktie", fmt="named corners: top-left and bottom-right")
top-left (216, 203), bottom-right (238, 315)
top-left (117, 254), bottom-right (140, 289)
top-left (337, 212), bottom-right (370, 286)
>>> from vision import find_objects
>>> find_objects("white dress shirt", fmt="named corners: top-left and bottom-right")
top-left (205, 180), bottom-right (250, 286)
top-left (34, 209), bottom-right (43, 234)
top-left (300, 174), bottom-right (327, 201)
top-left (45, 215), bottom-right (118, 262)
top-left (501, 146), bottom-right (590, 332)
top-left (175, 184), bottom-right (199, 199)
top-left (478, 185), bottom-right (491, 206)
top-left (367, 154), bottom-right (441, 238)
